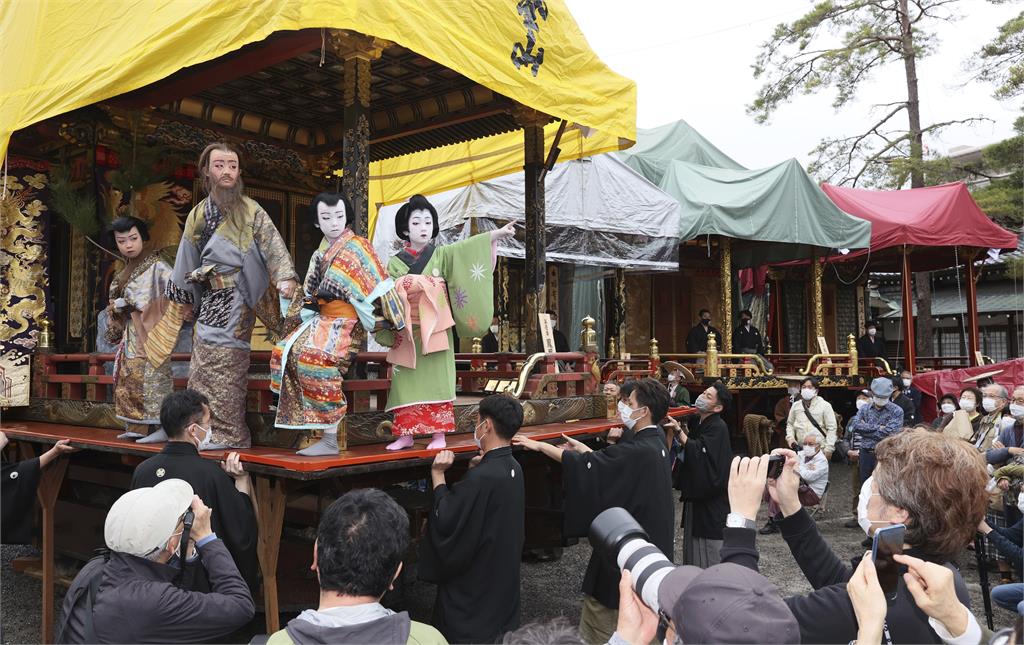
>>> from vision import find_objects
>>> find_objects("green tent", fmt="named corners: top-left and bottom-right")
top-left (617, 120), bottom-right (872, 268)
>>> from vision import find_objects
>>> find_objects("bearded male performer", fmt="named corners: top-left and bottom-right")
top-left (151, 142), bottom-right (298, 448)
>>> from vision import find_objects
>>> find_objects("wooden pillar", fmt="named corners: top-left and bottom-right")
top-left (965, 248), bottom-right (981, 366)
top-left (769, 274), bottom-right (785, 353)
top-left (37, 450), bottom-right (69, 644)
top-left (719, 237), bottom-right (733, 353)
top-left (811, 251), bottom-right (825, 345)
top-left (329, 30), bottom-right (389, 236)
top-left (900, 247), bottom-right (917, 373)
top-left (255, 476), bottom-right (289, 634)
top-left (515, 107), bottom-right (548, 353)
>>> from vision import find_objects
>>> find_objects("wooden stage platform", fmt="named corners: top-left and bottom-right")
top-left (1, 408), bottom-right (693, 642)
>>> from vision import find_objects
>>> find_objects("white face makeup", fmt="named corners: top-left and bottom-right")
top-left (114, 227), bottom-right (144, 259)
top-left (208, 149), bottom-right (239, 187)
top-left (316, 200), bottom-right (348, 241)
top-left (405, 209), bottom-right (435, 248)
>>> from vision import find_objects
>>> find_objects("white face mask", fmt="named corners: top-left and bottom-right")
top-left (940, 402), bottom-right (956, 415)
top-left (489, 324), bottom-right (499, 335)
top-left (1010, 403), bottom-right (1024, 419)
top-left (190, 423), bottom-right (212, 450)
top-left (960, 398), bottom-right (977, 413)
top-left (801, 445), bottom-right (817, 458)
top-left (801, 388), bottom-right (816, 401)
top-left (902, 378), bottom-right (912, 388)
top-left (867, 328), bottom-right (877, 337)
top-left (618, 401), bottom-right (637, 430)
top-left (857, 477), bottom-right (885, 535)
top-left (856, 399), bottom-right (869, 410)
top-left (1018, 492), bottom-right (1024, 515)
top-left (873, 396), bottom-right (889, 407)
top-left (667, 373), bottom-right (679, 383)
top-left (473, 421), bottom-right (486, 450)
top-left (982, 397), bottom-right (998, 413)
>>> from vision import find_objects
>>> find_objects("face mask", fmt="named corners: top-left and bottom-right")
top-left (742, 319), bottom-right (751, 327)
top-left (190, 423), bottom-right (212, 450)
top-left (489, 324), bottom-right (499, 335)
top-left (856, 399), bottom-right (869, 410)
top-left (960, 398), bottom-right (976, 413)
top-left (982, 397), bottom-right (998, 413)
top-left (857, 477), bottom-right (883, 535)
top-left (667, 373), bottom-right (679, 383)
top-left (940, 402), bottom-right (956, 415)
top-left (695, 394), bottom-right (715, 414)
top-left (701, 319), bottom-right (711, 326)
top-left (801, 445), bottom-right (817, 458)
top-left (873, 396), bottom-right (889, 407)
top-left (473, 421), bottom-right (486, 449)
top-left (801, 388), bottom-right (816, 401)
top-left (1010, 403), bottom-right (1024, 419)
top-left (618, 401), bottom-right (637, 430)
top-left (902, 378), bottom-right (912, 388)
top-left (1018, 492), bottom-right (1024, 515)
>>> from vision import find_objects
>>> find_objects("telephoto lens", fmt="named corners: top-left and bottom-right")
top-left (589, 507), bottom-right (675, 614)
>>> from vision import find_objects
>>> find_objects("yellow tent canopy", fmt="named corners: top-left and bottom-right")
top-left (0, 0), bottom-right (636, 161)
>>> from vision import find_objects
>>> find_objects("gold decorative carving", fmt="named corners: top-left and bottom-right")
top-left (581, 316), bottom-right (597, 353)
top-left (608, 336), bottom-right (618, 360)
top-left (1, 165), bottom-right (49, 354)
top-left (472, 337), bottom-right (482, 354)
top-left (649, 337), bottom-right (660, 360)
top-left (510, 104), bottom-right (551, 129)
top-left (327, 29), bottom-right (391, 62)
top-left (705, 332), bottom-right (720, 377)
top-left (719, 237), bottom-right (732, 353)
top-left (812, 253), bottom-right (824, 341)
top-left (847, 334), bottom-right (858, 376)
top-left (341, 57), bottom-right (373, 109)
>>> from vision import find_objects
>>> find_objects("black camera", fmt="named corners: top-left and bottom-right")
top-left (589, 507), bottom-right (676, 615)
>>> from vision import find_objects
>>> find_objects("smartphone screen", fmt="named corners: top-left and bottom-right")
top-left (872, 524), bottom-right (906, 601)
top-left (767, 454), bottom-right (785, 479)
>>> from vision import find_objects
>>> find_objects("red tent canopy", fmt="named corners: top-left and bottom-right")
top-left (821, 182), bottom-right (1019, 271)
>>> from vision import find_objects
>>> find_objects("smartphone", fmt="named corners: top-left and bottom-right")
top-left (767, 454), bottom-right (785, 479)
top-left (871, 523), bottom-right (906, 602)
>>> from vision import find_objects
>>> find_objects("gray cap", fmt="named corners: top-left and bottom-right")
top-left (870, 377), bottom-right (895, 398)
top-left (657, 562), bottom-right (799, 644)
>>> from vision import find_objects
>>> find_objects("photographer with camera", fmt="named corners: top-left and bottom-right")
top-left (56, 480), bottom-right (254, 643)
top-left (514, 378), bottom-right (674, 644)
top-left (720, 430), bottom-right (989, 643)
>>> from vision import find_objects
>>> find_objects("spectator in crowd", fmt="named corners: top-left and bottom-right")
top-left (546, 310), bottom-right (571, 353)
top-left (843, 389), bottom-right (871, 529)
top-left (900, 367), bottom-right (922, 421)
top-left (943, 386), bottom-right (986, 441)
top-left (420, 395), bottom-right (525, 644)
top-left (501, 617), bottom-right (585, 645)
top-left (979, 498), bottom-right (1023, 614)
top-left (57, 480), bottom-right (254, 643)
top-left (514, 379), bottom-right (674, 644)
top-left (732, 309), bottom-right (765, 356)
top-left (890, 376), bottom-right (919, 427)
top-left (848, 377), bottom-right (903, 481)
top-left (481, 316), bottom-right (499, 353)
top-left (855, 320), bottom-right (886, 364)
top-left (1, 432), bottom-right (75, 544)
top-left (846, 553), bottom-right (985, 645)
top-left (673, 382), bottom-right (734, 567)
top-left (973, 383), bottom-right (1010, 453)
top-left (722, 429), bottom-right (989, 644)
top-left (663, 361), bottom-right (691, 408)
top-left (267, 488), bottom-right (446, 645)
top-left (760, 432), bottom-right (829, 534)
top-left (987, 385), bottom-right (1024, 467)
top-left (784, 376), bottom-right (837, 459)
top-left (931, 394), bottom-right (958, 430)
top-left (130, 389), bottom-right (259, 591)
top-left (685, 309), bottom-right (722, 354)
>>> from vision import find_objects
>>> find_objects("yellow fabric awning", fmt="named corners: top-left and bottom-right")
top-left (0, 0), bottom-right (636, 161)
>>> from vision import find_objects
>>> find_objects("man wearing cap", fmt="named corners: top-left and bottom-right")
top-left (847, 377), bottom-right (903, 481)
top-left (57, 480), bottom-right (254, 644)
top-left (131, 389), bottom-right (258, 591)
top-left (856, 320), bottom-right (887, 363)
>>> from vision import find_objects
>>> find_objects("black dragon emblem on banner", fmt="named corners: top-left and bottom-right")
top-left (511, 0), bottom-right (548, 76)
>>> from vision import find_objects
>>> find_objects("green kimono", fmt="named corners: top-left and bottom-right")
top-left (380, 234), bottom-right (494, 436)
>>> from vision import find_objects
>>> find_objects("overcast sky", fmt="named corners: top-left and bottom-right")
top-left (564, 0), bottom-right (1021, 171)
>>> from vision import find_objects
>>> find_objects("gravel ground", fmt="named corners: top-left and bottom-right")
top-left (3, 462), bottom-right (1019, 643)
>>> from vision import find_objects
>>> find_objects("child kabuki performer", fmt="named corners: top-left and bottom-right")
top-left (106, 216), bottom-right (182, 440)
top-left (379, 194), bottom-right (515, 451)
top-left (271, 193), bottom-right (405, 456)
